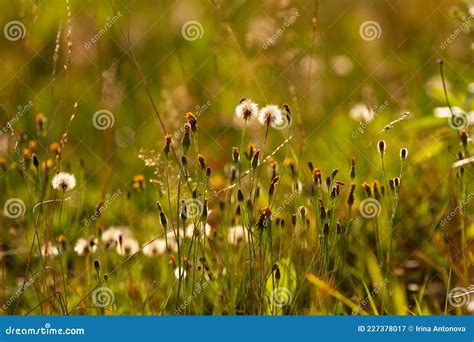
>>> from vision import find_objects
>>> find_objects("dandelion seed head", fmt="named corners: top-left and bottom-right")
top-left (258, 105), bottom-right (284, 127)
top-left (51, 172), bottom-right (76, 191)
top-left (235, 99), bottom-right (259, 121)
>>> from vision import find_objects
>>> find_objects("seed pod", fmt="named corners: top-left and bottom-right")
top-left (394, 177), bottom-right (400, 188)
top-left (389, 179), bottom-right (395, 190)
top-left (198, 154), bottom-right (206, 169)
top-left (232, 147), bottom-right (240, 163)
top-left (400, 148), bottom-right (408, 160)
top-left (238, 189), bottom-right (244, 202)
top-left (94, 260), bottom-right (100, 271)
top-left (186, 112), bottom-right (197, 132)
top-left (363, 182), bottom-right (372, 197)
top-left (323, 223), bottom-right (329, 235)
top-left (164, 134), bottom-right (172, 156)
top-left (350, 157), bottom-right (356, 179)
top-left (32, 154), bottom-right (39, 169)
top-left (336, 221), bottom-right (342, 234)
top-left (274, 264), bottom-right (281, 281)
top-left (308, 161), bottom-right (314, 172)
top-left (182, 124), bottom-right (191, 154)
top-left (291, 214), bottom-right (297, 226)
top-left (251, 150), bottom-right (260, 169)
top-left (202, 200), bottom-right (208, 219)
top-left (460, 131), bottom-right (468, 147)
top-left (378, 140), bottom-right (386, 155)
top-left (347, 184), bottom-right (356, 206)
top-left (180, 200), bottom-right (187, 220)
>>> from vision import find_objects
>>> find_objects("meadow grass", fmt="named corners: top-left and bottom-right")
top-left (0, 0), bottom-right (473, 316)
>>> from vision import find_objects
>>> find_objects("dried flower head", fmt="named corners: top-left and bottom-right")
top-left (235, 98), bottom-right (259, 121)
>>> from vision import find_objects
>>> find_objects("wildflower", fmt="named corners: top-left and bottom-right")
top-left (257, 206), bottom-right (272, 230)
top-left (258, 105), bottom-right (284, 128)
top-left (102, 226), bottom-right (131, 248)
top-left (52, 172), bottom-right (76, 191)
top-left (28, 140), bottom-right (38, 151)
top-left (182, 123), bottom-right (191, 154)
top-left (41, 242), bottom-right (59, 257)
top-left (232, 147), bottom-right (240, 163)
top-left (35, 113), bottom-right (47, 135)
top-left (185, 222), bottom-right (212, 239)
top-left (50, 142), bottom-right (60, 155)
top-left (251, 150), bottom-right (260, 169)
top-left (74, 237), bottom-right (97, 256)
top-left (349, 103), bottom-right (374, 122)
top-left (42, 159), bottom-right (53, 171)
top-left (235, 98), bottom-right (258, 121)
top-left (228, 225), bottom-right (248, 245)
top-left (117, 236), bottom-right (140, 256)
top-left (174, 267), bottom-right (186, 280)
top-left (143, 239), bottom-right (167, 256)
top-left (198, 154), bottom-right (206, 169)
top-left (132, 175), bottom-right (145, 190)
top-left (186, 112), bottom-right (197, 132)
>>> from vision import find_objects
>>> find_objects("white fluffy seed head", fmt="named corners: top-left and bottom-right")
top-left (52, 172), bottom-right (76, 191)
top-left (235, 99), bottom-right (259, 121)
top-left (258, 105), bottom-right (283, 127)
